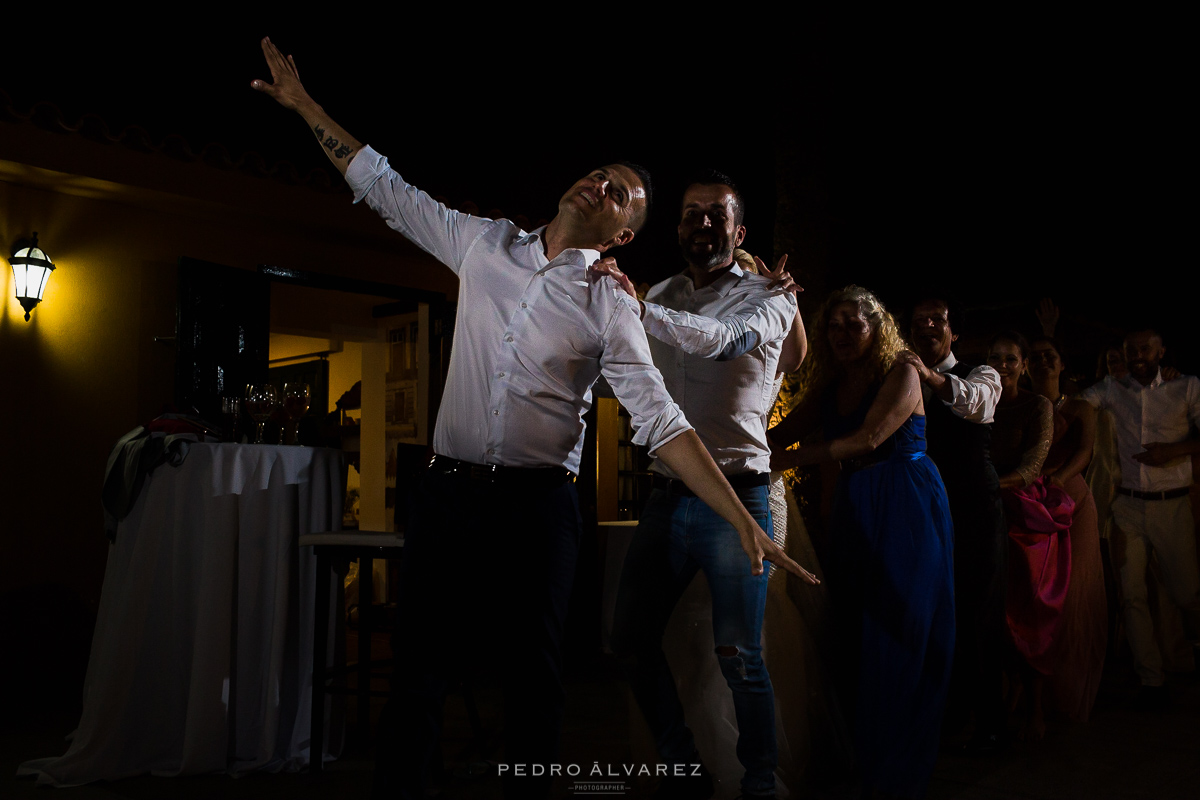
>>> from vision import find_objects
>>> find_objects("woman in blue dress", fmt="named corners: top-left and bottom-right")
top-left (769, 286), bottom-right (955, 799)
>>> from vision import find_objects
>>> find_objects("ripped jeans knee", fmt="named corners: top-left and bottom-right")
top-left (716, 645), bottom-right (769, 688)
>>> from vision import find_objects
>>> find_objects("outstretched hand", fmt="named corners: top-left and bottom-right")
top-left (1036, 298), bottom-right (1059, 337)
top-left (251, 37), bottom-right (314, 112)
top-left (740, 521), bottom-right (820, 584)
top-left (248, 38), bottom-right (362, 174)
top-left (758, 254), bottom-right (802, 295)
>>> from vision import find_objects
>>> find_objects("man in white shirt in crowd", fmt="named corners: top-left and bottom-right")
top-left (1081, 327), bottom-right (1200, 709)
top-left (898, 297), bottom-right (1008, 752)
top-left (251, 38), bottom-right (815, 800)
top-left (597, 171), bottom-right (803, 800)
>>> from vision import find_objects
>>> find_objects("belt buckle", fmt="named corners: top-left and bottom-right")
top-left (468, 464), bottom-right (496, 482)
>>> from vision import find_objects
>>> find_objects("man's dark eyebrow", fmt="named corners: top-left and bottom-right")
top-left (594, 167), bottom-right (628, 196)
top-left (608, 175), bottom-right (632, 202)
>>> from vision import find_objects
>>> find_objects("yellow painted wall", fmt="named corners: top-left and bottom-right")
top-left (329, 341), bottom-right (363, 415)
top-left (2, 179), bottom-right (182, 602)
top-left (0, 146), bottom-right (453, 606)
top-left (269, 333), bottom-right (332, 362)
top-left (268, 333), bottom-right (363, 414)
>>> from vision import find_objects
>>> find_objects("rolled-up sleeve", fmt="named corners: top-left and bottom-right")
top-left (345, 145), bottom-right (491, 275)
top-left (600, 295), bottom-right (693, 453)
top-left (944, 365), bottom-right (1002, 423)
top-left (642, 291), bottom-right (796, 361)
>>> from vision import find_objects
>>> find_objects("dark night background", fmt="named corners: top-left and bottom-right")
top-left (3, 13), bottom-right (1194, 370)
top-left (3, 15), bottom-right (1199, 798)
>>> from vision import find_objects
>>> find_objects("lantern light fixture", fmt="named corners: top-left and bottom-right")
top-left (9, 232), bottom-right (55, 321)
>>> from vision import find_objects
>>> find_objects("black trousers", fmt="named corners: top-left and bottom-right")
top-left (372, 466), bottom-right (582, 800)
top-left (945, 482), bottom-right (1008, 737)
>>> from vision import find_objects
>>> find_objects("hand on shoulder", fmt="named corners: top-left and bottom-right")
top-left (894, 350), bottom-right (933, 383)
top-left (590, 257), bottom-right (641, 299)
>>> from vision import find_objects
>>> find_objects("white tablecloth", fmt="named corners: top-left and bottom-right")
top-left (20, 444), bottom-right (346, 786)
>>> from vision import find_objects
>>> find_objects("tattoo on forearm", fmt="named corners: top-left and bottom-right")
top-left (313, 124), bottom-right (354, 159)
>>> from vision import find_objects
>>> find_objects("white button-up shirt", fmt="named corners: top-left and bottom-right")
top-left (346, 146), bottom-right (691, 473)
top-left (1080, 370), bottom-right (1200, 492)
top-left (931, 352), bottom-right (1002, 424)
top-left (640, 265), bottom-right (796, 478)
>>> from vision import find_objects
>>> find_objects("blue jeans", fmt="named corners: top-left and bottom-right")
top-left (611, 485), bottom-right (775, 798)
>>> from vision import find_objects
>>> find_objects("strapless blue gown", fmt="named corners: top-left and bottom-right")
top-left (825, 395), bottom-right (955, 797)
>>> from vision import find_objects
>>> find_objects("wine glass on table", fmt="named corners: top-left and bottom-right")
top-left (283, 382), bottom-right (311, 445)
top-left (244, 384), bottom-right (279, 444)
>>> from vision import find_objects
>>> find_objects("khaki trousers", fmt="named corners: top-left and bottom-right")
top-left (1111, 494), bottom-right (1200, 685)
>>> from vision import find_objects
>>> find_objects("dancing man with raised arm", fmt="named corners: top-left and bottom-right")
top-left (595, 171), bottom-right (806, 800)
top-left (251, 38), bottom-right (816, 800)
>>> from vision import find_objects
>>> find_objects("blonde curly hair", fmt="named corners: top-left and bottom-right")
top-left (733, 248), bottom-right (758, 274)
top-left (798, 285), bottom-right (908, 393)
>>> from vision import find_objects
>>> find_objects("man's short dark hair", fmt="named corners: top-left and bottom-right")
top-left (685, 168), bottom-right (745, 227)
top-left (618, 160), bottom-right (653, 233)
top-left (1124, 325), bottom-right (1165, 345)
top-left (907, 290), bottom-right (966, 334)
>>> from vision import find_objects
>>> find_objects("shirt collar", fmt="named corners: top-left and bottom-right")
top-left (560, 247), bottom-right (601, 269)
top-left (932, 351), bottom-right (958, 374)
top-left (523, 226), bottom-right (600, 271)
top-left (710, 263), bottom-right (745, 296)
top-left (1119, 369), bottom-right (1163, 390)
top-left (680, 262), bottom-right (745, 297)
top-left (516, 225), bottom-right (544, 247)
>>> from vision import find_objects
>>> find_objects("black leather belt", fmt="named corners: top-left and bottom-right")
top-left (1117, 486), bottom-right (1191, 501)
top-left (652, 472), bottom-right (769, 497)
top-left (428, 454), bottom-right (575, 487)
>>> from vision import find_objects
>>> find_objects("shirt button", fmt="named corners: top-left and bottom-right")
top-left (505, 335), bottom-right (513, 342)
top-left (487, 449), bottom-right (495, 455)
top-left (498, 372), bottom-right (506, 378)
top-left (521, 302), bottom-right (528, 308)
top-left (493, 409), bottom-right (500, 416)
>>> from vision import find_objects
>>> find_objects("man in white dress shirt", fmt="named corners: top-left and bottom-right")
top-left (898, 297), bottom-right (1008, 752)
top-left (1081, 328), bottom-right (1200, 708)
top-left (599, 172), bottom-right (801, 800)
top-left (250, 39), bottom-right (813, 800)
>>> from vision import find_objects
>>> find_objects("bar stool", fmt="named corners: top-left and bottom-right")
top-left (301, 529), bottom-right (404, 772)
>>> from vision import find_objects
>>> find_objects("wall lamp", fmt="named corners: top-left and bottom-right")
top-left (9, 232), bottom-right (55, 321)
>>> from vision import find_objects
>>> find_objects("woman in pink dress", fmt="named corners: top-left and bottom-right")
top-left (986, 331), bottom-right (1069, 740)
top-left (1028, 336), bottom-right (1107, 723)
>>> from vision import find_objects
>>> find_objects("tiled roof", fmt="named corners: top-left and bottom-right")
top-left (0, 88), bottom-right (545, 229)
